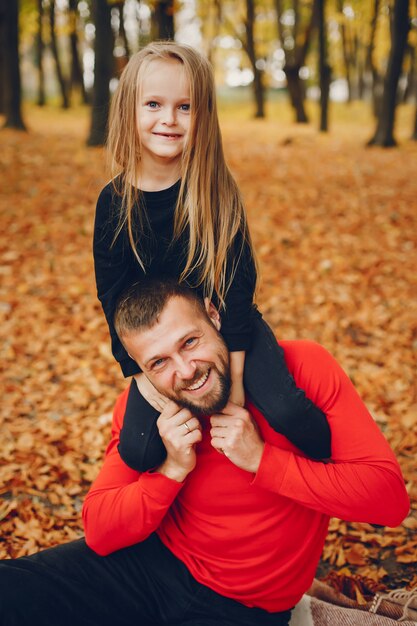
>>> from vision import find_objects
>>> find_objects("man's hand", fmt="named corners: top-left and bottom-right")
top-left (156, 401), bottom-right (202, 482)
top-left (210, 402), bottom-right (265, 473)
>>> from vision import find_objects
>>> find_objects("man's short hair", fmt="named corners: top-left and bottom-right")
top-left (114, 277), bottom-right (208, 340)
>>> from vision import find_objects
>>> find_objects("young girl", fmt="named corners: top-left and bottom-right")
top-left (93, 41), bottom-right (331, 472)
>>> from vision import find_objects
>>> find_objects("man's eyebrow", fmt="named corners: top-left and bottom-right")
top-left (144, 330), bottom-right (200, 368)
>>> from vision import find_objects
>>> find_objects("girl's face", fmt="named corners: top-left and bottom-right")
top-left (136, 58), bottom-right (191, 169)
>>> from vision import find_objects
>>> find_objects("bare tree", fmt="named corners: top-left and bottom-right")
top-left (36, 0), bottom-right (46, 106)
top-left (200, 0), bottom-right (222, 64)
top-left (0, 0), bottom-right (26, 129)
top-left (317, 0), bottom-right (330, 131)
top-left (0, 2), bottom-right (5, 114)
top-left (221, 0), bottom-right (266, 118)
top-left (274, 0), bottom-right (318, 123)
top-left (115, 1), bottom-right (131, 58)
top-left (337, 0), bottom-right (354, 101)
top-left (369, 0), bottom-right (410, 146)
top-left (366, 0), bottom-right (382, 115)
top-left (49, 0), bottom-right (70, 108)
top-left (87, 0), bottom-right (113, 146)
top-left (412, 101), bottom-right (417, 141)
top-left (152, 0), bottom-right (175, 40)
top-left (69, 0), bottom-right (87, 103)
top-left (402, 42), bottom-right (416, 102)
top-left (243, 0), bottom-right (265, 118)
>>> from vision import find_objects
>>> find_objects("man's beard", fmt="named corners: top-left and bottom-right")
top-left (168, 355), bottom-right (231, 417)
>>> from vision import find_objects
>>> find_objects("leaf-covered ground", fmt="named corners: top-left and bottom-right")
top-left (1, 104), bottom-right (416, 596)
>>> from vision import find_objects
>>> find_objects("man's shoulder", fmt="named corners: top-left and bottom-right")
top-left (279, 340), bottom-right (346, 407)
top-left (279, 340), bottom-right (335, 367)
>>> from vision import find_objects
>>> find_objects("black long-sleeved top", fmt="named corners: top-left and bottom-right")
top-left (93, 180), bottom-right (257, 377)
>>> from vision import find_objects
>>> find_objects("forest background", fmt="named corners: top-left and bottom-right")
top-left (1, 0), bottom-right (417, 604)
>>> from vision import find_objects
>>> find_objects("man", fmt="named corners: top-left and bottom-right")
top-left (0, 278), bottom-right (409, 626)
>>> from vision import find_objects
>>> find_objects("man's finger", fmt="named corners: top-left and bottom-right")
top-left (210, 415), bottom-right (229, 427)
top-left (211, 437), bottom-right (227, 453)
top-left (210, 426), bottom-right (227, 439)
top-left (218, 401), bottom-right (242, 415)
top-left (159, 400), bottom-right (182, 419)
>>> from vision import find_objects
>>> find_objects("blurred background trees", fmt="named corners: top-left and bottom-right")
top-left (1, 0), bottom-right (416, 146)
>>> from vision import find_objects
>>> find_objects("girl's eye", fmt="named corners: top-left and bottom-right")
top-left (146, 101), bottom-right (159, 109)
top-left (179, 103), bottom-right (190, 112)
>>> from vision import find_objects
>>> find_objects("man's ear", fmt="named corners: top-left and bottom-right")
top-left (204, 298), bottom-right (221, 331)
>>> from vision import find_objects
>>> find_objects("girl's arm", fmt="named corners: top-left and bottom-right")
top-left (222, 229), bottom-right (332, 459)
top-left (229, 351), bottom-right (246, 406)
top-left (93, 184), bottom-right (142, 377)
top-left (219, 229), bottom-right (257, 353)
top-left (220, 231), bottom-right (256, 407)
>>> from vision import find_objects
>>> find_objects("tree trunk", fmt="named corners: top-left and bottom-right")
top-left (275, 0), bottom-right (317, 124)
top-left (0, 1), bottom-right (5, 114)
top-left (1, 0), bottom-right (26, 129)
top-left (412, 102), bottom-right (417, 140)
top-left (337, 0), bottom-right (353, 102)
top-left (205, 0), bottom-right (222, 65)
top-left (36, 0), bottom-right (45, 106)
top-left (116, 1), bottom-right (130, 58)
top-left (69, 0), bottom-right (87, 104)
top-left (87, 0), bottom-right (113, 146)
top-left (365, 0), bottom-right (382, 109)
top-left (153, 0), bottom-right (175, 40)
top-left (50, 0), bottom-right (69, 108)
top-left (284, 64), bottom-right (308, 122)
top-left (403, 43), bottom-right (416, 102)
top-left (356, 39), bottom-right (366, 100)
top-left (244, 0), bottom-right (265, 118)
top-left (252, 68), bottom-right (265, 118)
top-left (369, 0), bottom-right (410, 146)
top-left (318, 0), bottom-right (330, 132)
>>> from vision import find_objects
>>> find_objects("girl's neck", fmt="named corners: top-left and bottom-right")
top-left (135, 158), bottom-right (181, 192)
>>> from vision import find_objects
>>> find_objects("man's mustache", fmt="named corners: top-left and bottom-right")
top-left (174, 364), bottom-right (212, 392)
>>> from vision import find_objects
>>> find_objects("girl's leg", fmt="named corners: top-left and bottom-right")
top-left (244, 312), bottom-right (331, 459)
top-left (118, 378), bottom-right (166, 471)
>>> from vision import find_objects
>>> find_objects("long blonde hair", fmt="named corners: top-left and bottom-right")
top-left (107, 41), bottom-right (256, 308)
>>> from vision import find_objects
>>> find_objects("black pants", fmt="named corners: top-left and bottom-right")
top-left (119, 311), bottom-right (331, 472)
top-left (0, 534), bottom-right (291, 626)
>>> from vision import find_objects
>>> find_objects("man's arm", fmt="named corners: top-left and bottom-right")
top-left (212, 341), bottom-right (409, 527)
top-left (82, 390), bottom-right (200, 556)
top-left (251, 341), bottom-right (409, 526)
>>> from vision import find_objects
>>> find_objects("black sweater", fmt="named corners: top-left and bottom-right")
top-left (93, 180), bottom-right (257, 377)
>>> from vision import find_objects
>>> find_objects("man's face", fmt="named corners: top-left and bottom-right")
top-left (123, 297), bottom-right (231, 417)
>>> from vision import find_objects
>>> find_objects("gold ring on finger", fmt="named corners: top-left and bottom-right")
top-left (184, 421), bottom-right (191, 432)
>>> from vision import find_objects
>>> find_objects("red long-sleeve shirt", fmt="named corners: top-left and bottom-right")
top-left (83, 341), bottom-right (409, 612)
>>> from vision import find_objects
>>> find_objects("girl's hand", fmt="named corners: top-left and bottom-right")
top-left (134, 373), bottom-right (169, 412)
